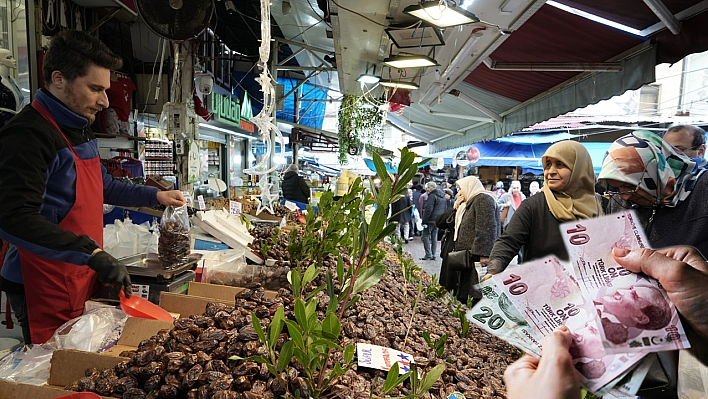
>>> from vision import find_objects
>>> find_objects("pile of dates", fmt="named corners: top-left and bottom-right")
top-left (66, 251), bottom-right (520, 399)
top-left (247, 225), bottom-right (290, 265)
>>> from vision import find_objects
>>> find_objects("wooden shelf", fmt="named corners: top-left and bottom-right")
top-left (95, 132), bottom-right (146, 141)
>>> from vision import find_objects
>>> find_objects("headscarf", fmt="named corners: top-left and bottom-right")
top-left (454, 176), bottom-right (495, 240)
top-left (597, 130), bottom-right (706, 208)
top-left (541, 141), bottom-right (603, 221)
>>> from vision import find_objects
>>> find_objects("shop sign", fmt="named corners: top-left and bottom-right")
top-left (211, 92), bottom-right (255, 133)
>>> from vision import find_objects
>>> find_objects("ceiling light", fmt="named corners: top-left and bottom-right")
top-left (385, 22), bottom-right (445, 48)
top-left (379, 80), bottom-right (420, 90)
top-left (383, 54), bottom-right (438, 69)
top-left (356, 73), bottom-right (381, 84)
top-left (403, 1), bottom-right (480, 28)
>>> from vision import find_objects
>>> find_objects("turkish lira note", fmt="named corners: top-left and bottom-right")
top-left (560, 210), bottom-right (691, 353)
top-left (491, 256), bottom-right (644, 392)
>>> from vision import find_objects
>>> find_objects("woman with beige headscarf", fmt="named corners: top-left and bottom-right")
top-left (484, 141), bottom-right (603, 279)
top-left (436, 176), bottom-right (500, 302)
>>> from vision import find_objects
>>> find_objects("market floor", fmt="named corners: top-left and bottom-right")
top-left (401, 235), bottom-right (443, 280)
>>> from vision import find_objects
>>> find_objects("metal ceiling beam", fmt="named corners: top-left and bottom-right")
top-left (409, 121), bottom-right (465, 135)
top-left (426, 111), bottom-right (493, 123)
top-left (386, 121), bottom-right (435, 143)
top-left (277, 66), bottom-right (336, 71)
top-left (483, 58), bottom-right (623, 72)
top-left (640, 0), bottom-right (708, 36)
top-left (278, 47), bottom-right (307, 66)
top-left (642, 0), bottom-right (682, 35)
top-left (448, 89), bottom-right (503, 123)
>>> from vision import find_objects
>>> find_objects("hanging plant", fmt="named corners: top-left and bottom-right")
top-left (337, 94), bottom-right (385, 164)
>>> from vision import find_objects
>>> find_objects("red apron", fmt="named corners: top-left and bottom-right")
top-left (17, 100), bottom-right (103, 344)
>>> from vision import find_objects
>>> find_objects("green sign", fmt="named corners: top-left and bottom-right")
top-left (211, 92), bottom-right (255, 132)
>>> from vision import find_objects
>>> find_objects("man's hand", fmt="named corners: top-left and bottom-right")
top-left (613, 247), bottom-right (708, 348)
top-left (504, 326), bottom-right (580, 399)
top-left (87, 250), bottom-right (132, 297)
top-left (479, 256), bottom-right (489, 266)
top-left (157, 190), bottom-right (186, 207)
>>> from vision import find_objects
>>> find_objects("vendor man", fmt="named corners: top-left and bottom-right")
top-left (0, 30), bottom-right (185, 344)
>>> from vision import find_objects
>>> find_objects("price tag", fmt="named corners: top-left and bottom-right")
top-left (197, 195), bottom-right (206, 210)
top-left (182, 191), bottom-right (193, 206)
top-left (356, 343), bottom-right (414, 372)
top-left (229, 200), bottom-right (242, 216)
top-left (131, 284), bottom-right (150, 300)
top-left (283, 200), bottom-right (299, 212)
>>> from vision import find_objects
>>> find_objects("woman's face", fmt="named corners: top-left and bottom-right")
top-left (605, 179), bottom-right (655, 207)
top-left (510, 182), bottom-right (521, 195)
top-left (544, 157), bottom-right (572, 192)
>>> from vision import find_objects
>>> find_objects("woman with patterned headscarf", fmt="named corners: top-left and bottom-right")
top-left (485, 141), bottom-right (604, 278)
top-left (598, 130), bottom-right (708, 256)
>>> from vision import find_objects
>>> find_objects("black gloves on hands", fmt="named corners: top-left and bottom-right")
top-left (87, 250), bottom-right (132, 298)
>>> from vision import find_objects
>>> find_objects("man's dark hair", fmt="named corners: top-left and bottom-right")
top-left (664, 125), bottom-right (706, 149)
top-left (43, 30), bottom-right (122, 84)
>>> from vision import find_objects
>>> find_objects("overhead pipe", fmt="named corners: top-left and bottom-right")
top-left (409, 121), bottom-right (465, 135)
top-left (642, 0), bottom-right (682, 35)
top-left (483, 58), bottom-right (623, 72)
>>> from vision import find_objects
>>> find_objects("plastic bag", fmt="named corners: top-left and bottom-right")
top-left (413, 207), bottom-right (423, 231)
top-left (678, 349), bottom-right (708, 398)
top-left (159, 204), bottom-right (191, 269)
top-left (103, 218), bottom-right (154, 258)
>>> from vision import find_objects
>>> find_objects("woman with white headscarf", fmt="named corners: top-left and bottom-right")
top-left (436, 176), bottom-right (500, 302)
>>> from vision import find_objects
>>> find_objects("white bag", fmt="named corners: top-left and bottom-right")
top-left (678, 349), bottom-right (708, 399)
top-left (413, 207), bottom-right (423, 231)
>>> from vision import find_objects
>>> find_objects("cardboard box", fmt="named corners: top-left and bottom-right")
top-left (248, 209), bottom-right (285, 224)
top-left (159, 282), bottom-right (278, 317)
top-left (0, 379), bottom-right (112, 399)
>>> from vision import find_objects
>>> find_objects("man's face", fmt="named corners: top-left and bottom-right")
top-left (601, 285), bottom-right (653, 328)
top-left (55, 65), bottom-right (110, 123)
top-left (570, 324), bottom-right (605, 360)
top-left (664, 129), bottom-right (706, 158)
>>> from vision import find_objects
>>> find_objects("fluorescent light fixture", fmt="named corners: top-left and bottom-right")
top-left (547, 1), bottom-right (642, 36)
top-left (383, 54), bottom-right (438, 69)
top-left (356, 73), bottom-right (381, 84)
top-left (385, 23), bottom-right (445, 48)
top-left (403, 1), bottom-right (480, 28)
top-left (379, 80), bottom-right (420, 90)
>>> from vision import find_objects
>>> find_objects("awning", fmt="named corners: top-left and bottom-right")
top-left (419, 1), bottom-right (708, 152)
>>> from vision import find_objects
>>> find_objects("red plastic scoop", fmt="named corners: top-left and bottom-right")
top-left (56, 393), bottom-right (102, 399)
top-left (118, 289), bottom-right (173, 322)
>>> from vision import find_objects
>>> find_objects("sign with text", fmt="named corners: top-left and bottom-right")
top-left (229, 200), bottom-right (242, 216)
top-left (209, 92), bottom-right (255, 132)
top-left (197, 195), bottom-right (206, 210)
top-left (356, 343), bottom-right (414, 373)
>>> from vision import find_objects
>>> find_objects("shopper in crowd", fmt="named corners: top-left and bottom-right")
top-left (504, 246), bottom-right (708, 399)
top-left (598, 130), bottom-right (708, 257)
top-left (498, 180), bottom-right (526, 230)
top-left (447, 178), bottom-right (458, 197)
top-left (436, 176), bottom-right (500, 302)
top-left (528, 181), bottom-right (540, 196)
top-left (485, 141), bottom-right (603, 278)
top-left (390, 191), bottom-right (412, 243)
top-left (0, 30), bottom-right (185, 345)
top-left (420, 182), bottom-right (446, 260)
top-left (492, 180), bottom-right (506, 200)
top-left (661, 124), bottom-right (706, 161)
top-left (281, 163), bottom-right (310, 204)
top-left (443, 188), bottom-right (455, 209)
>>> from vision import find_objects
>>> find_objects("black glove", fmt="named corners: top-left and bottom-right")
top-left (87, 250), bottom-right (132, 298)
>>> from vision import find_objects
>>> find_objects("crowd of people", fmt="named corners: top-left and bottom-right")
top-left (395, 124), bottom-right (708, 399)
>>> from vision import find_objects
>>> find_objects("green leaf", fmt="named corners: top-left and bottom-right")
top-left (291, 269), bottom-right (302, 298)
top-left (351, 265), bottom-right (384, 295)
top-left (251, 311), bottom-right (267, 345)
top-left (382, 362), bottom-right (400, 394)
top-left (422, 331), bottom-right (432, 346)
top-left (409, 364), bottom-right (419, 392)
top-left (374, 223), bottom-right (398, 244)
top-left (335, 257), bottom-right (344, 284)
top-left (344, 294), bottom-right (361, 311)
top-left (304, 284), bottom-right (326, 302)
top-left (269, 307), bottom-right (285, 348)
top-left (376, 178), bottom-right (393, 210)
top-left (293, 347), bottom-right (309, 368)
top-left (277, 341), bottom-right (294, 372)
top-left (284, 320), bottom-right (304, 348)
top-left (372, 152), bottom-right (389, 182)
top-left (418, 364), bottom-right (445, 394)
top-left (294, 299), bottom-right (308, 331)
top-left (343, 344), bottom-right (355, 364)
top-left (322, 312), bottom-right (341, 340)
top-left (303, 264), bottom-right (317, 286)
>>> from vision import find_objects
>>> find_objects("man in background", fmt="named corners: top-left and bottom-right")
top-left (281, 164), bottom-right (310, 204)
top-left (662, 124), bottom-right (706, 160)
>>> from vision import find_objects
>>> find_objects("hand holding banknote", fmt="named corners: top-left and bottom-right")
top-left (614, 246), bottom-right (708, 366)
top-left (504, 326), bottom-right (580, 399)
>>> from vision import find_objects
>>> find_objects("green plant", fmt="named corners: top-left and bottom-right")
top-left (337, 94), bottom-right (385, 164)
top-left (235, 148), bottom-right (431, 398)
top-left (422, 332), bottom-right (449, 358)
top-left (378, 363), bottom-right (446, 399)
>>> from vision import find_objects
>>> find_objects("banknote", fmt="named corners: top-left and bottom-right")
top-left (491, 256), bottom-right (645, 392)
top-left (467, 279), bottom-right (543, 357)
top-left (560, 210), bottom-right (691, 353)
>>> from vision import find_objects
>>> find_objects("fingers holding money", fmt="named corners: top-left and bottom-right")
top-left (505, 326), bottom-right (580, 399)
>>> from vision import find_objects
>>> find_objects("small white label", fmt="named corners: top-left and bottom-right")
top-left (280, 217), bottom-right (287, 228)
top-left (356, 343), bottom-right (414, 372)
top-left (182, 191), bottom-right (193, 206)
top-left (131, 284), bottom-right (150, 300)
top-left (283, 200), bottom-right (299, 212)
top-left (197, 195), bottom-right (206, 210)
top-left (229, 200), bottom-right (242, 216)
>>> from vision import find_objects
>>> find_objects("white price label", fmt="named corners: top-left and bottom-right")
top-left (356, 343), bottom-right (414, 372)
top-left (283, 200), bottom-right (299, 212)
top-left (197, 195), bottom-right (206, 210)
top-left (229, 200), bottom-right (242, 216)
top-left (182, 191), bottom-right (193, 206)
top-left (131, 284), bottom-right (150, 300)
